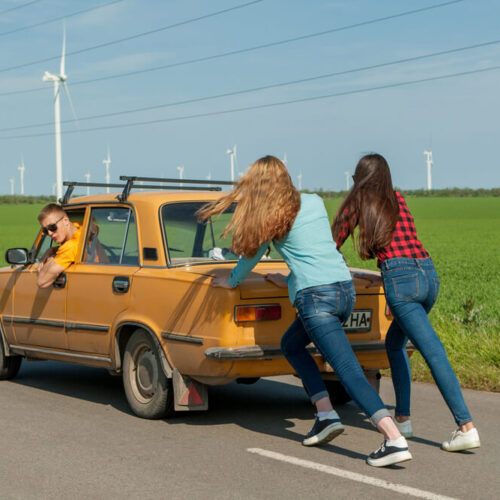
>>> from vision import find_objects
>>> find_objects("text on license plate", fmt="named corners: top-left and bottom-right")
top-left (342, 309), bottom-right (372, 332)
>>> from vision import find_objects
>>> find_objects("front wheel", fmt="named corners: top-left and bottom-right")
top-left (123, 329), bottom-right (173, 419)
top-left (0, 341), bottom-right (22, 380)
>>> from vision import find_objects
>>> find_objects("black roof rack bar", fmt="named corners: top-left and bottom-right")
top-left (120, 175), bottom-right (235, 186)
top-left (61, 181), bottom-right (125, 204)
top-left (63, 181), bottom-right (125, 188)
top-left (61, 176), bottom-right (229, 204)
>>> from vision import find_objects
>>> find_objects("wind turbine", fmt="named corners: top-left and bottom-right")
top-left (226, 145), bottom-right (236, 182)
top-left (424, 151), bottom-right (433, 190)
top-left (9, 178), bottom-right (14, 195)
top-left (18, 157), bottom-right (25, 195)
top-left (206, 172), bottom-right (212, 181)
top-left (84, 172), bottom-right (91, 196)
top-left (43, 25), bottom-right (79, 202)
top-left (103, 148), bottom-right (111, 193)
top-left (344, 171), bottom-right (350, 191)
top-left (177, 165), bottom-right (184, 187)
top-left (283, 152), bottom-right (287, 165)
top-left (297, 172), bottom-right (302, 190)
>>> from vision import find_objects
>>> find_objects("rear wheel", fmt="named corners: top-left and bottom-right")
top-left (123, 329), bottom-right (173, 419)
top-left (0, 341), bottom-right (22, 380)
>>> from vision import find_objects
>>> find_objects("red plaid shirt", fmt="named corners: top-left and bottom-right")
top-left (336, 191), bottom-right (429, 267)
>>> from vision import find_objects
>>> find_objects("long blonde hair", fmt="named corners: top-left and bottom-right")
top-left (197, 155), bottom-right (301, 258)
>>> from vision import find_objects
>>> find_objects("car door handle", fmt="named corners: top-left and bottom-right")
top-left (53, 273), bottom-right (67, 289)
top-left (112, 276), bottom-right (130, 293)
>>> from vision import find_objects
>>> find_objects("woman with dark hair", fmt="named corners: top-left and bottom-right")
top-left (332, 153), bottom-right (480, 453)
top-left (198, 155), bottom-right (412, 467)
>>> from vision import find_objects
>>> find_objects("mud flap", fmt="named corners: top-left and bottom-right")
top-left (173, 368), bottom-right (209, 412)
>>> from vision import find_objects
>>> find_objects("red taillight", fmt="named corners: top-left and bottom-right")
top-left (385, 303), bottom-right (393, 317)
top-left (234, 304), bottom-right (281, 322)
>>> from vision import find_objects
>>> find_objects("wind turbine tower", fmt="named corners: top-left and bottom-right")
top-left (344, 171), bottom-right (350, 191)
top-left (297, 172), bottom-right (302, 190)
top-left (226, 145), bottom-right (237, 182)
top-left (177, 165), bottom-right (184, 187)
top-left (424, 151), bottom-right (433, 191)
top-left (9, 178), bottom-right (14, 195)
top-left (103, 148), bottom-right (111, 194)
top-left (18, 158), bottom-right (25, 195)
top-left (43, 25), bottom-right (78, 201)
top-left (84, 172), bottom-right (91, 196)
top-left (283, 152), bottom-right (287, 165)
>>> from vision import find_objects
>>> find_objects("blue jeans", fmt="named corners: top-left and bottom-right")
top-left (382, 257), bottom-right (472, 426)
top-left (281, 281), bottom-right (390, 425)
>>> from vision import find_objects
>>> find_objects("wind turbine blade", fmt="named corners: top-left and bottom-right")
top-left (60, 23), bottom-right (66, 76)
top-left (62, 81), bottom-right (80, 130)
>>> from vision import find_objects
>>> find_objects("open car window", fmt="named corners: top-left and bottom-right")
top-left (161, 202), bottom-right (282, 266)
top-left (82, 207), bottom-right (139, 266)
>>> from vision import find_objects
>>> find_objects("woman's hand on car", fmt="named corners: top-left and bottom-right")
top-left (211, 276), bottom-right (233, 288)
top-left (265, 273), bottom-right (288, 288)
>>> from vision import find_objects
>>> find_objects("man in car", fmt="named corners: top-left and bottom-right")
top-left (36, 204), bottom-right (82, 288)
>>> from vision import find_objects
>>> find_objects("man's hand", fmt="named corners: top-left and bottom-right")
top-left (210, 276), bottom-right (233, 288)
top-left (265, 273), bottom-right (288, 288)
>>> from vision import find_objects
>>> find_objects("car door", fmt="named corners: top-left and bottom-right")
top-left (11, 209), bottom-right (85, 351)
top-left (65, 206), bottom-right (140, 356)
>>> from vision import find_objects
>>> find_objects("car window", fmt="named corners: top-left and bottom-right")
top-left (83, 207), bottom-right (139, 266)
top-left (161, 202), bottom-right (281, 265)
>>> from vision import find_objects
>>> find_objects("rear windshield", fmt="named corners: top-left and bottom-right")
top-left (161, 202), bottom-right (282, 266)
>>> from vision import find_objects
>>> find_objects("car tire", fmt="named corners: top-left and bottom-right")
top-left (0, 341), bottom-right (22, 380)
top-left (123, 329), bottom-right (174, 419)
top-left (324, 380), bottom-right (352, 406)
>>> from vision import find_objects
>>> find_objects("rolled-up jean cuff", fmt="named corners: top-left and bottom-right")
top-left (370, 408), bottom-right (391, 426)
top-left (310, 390), bottom-right (329, 404)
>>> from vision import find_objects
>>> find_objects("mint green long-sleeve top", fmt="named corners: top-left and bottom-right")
top-left (227, 193), bottom-right (352, 304)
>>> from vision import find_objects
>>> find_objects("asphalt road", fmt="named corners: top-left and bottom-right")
top-left (0, 360), bottom-right (498, 499)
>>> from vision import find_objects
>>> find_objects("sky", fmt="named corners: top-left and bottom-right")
top-left (1, 0), bottom-right (499, 196)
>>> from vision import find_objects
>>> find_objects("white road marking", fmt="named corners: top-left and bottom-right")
top-left (247, 448), bottom-right (458, 500)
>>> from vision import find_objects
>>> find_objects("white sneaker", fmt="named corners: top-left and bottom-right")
top-left (394, 418), bottom-right (413, 438)
top-left (441, 428), bottom-right (480, 452)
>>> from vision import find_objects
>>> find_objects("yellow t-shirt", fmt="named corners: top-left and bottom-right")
top-left (53, 222), bottom-right (82, 269)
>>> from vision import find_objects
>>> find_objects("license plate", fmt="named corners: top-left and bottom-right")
top-left (342, 309), bottom-right (372, 332)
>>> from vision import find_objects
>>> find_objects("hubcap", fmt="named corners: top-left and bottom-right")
top-left (132, 346), bottom-right (158, 401)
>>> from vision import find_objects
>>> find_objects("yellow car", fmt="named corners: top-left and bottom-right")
top-left (0, 177), bottom-right (405, 419)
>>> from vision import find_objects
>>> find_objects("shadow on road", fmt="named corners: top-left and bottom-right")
top-left (10, 360), bottom-right (440, 460)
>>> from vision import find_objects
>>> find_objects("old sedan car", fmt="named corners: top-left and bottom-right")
top-left (0, 177), bottom-right (405, 419)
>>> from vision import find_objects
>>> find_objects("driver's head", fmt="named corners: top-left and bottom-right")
top-left (38, 204), bottom-right (72, 245)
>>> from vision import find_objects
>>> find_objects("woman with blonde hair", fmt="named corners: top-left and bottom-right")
top-left (332, 153), bottom-right (480, 452)
top-left (198, 155), bottom-right (412, 467)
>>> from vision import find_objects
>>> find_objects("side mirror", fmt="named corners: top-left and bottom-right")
top-left (5, 248), bottom-right (29, 265)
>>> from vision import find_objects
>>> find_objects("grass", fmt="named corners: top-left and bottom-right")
top-left (324, 197), bottom-right (500, 392)
top-left (1, 199), bottom-right (499, 391)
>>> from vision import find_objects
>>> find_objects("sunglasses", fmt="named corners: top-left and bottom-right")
top-left (41, 215), bottom-right (64, 235)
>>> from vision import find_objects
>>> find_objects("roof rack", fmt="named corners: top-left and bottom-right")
top-left (61, 176), bottom-right (235, 204)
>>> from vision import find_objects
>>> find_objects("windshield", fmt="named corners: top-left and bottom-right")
top-left (161, 202), bottom-right (282, 266)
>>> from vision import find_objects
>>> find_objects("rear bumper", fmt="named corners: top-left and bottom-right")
top-left (205, 341), bottom-right (415, 361)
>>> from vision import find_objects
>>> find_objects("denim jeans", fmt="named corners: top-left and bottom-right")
top-left (281, 281), bottom-right (390, 425)
top-left (382, 257), bottom-right (472, 426)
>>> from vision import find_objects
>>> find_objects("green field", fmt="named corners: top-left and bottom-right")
top-left (1, 199), bottom-right (499, 391)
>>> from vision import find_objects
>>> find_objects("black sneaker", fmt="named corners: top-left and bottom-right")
top-left (302, 416), bottom-right (344, 446)
top-left (366, 440), bottom-right (412, 467)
